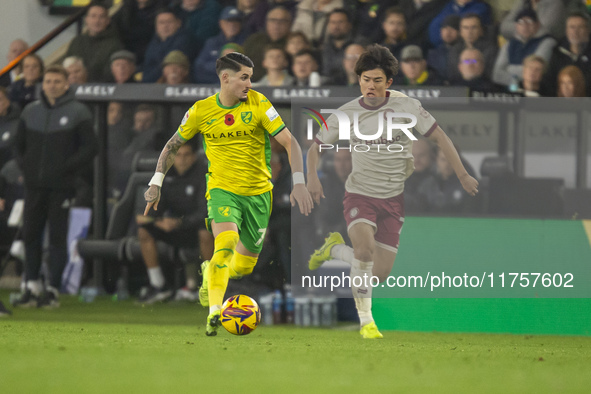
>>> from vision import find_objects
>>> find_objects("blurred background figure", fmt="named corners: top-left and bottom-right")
top-left (332, 43), bottom-right (364, 86)
top-left (111, 0), bottom-right (165, 67)
top-left (142, 9), bottom-right (193, 83)
top-left (8, 54), bottom-right (44, 109)
top-left (63, 56), bottom-right (88, 85)
top-left (500, 0), bottom-right (567, 41)
top-left (159, 51), bottom-right (191, 84)
top-left (292, 0), bottom-right (344, 46)
top-left (557, 65), bottom-right (587, 97)
top-left (0, 87), bottom-right (21, 169)
top-left (64, 3), bottom-right (123, 82)
top-left (0, 39), bottom-right (29, 87)
top-left (492, 8), bottom-right (555, 88)
top-left (321, 9), bottom-right (355, 78)
top-left (405, 138), bottom-right (436, 214)
top-left (456, 48), bottom-right (496, 91)
top-left (292, 49), bottom-right (323, 86)
top-left (193, 6), bottom-right (248, 84)
top-left (244, 6), bottom-right (293, 82)
top-left (136, 142), bottom-right (211, 304)
top-left (172, 0), bottom-right (222, 48)
top-left (285, 31), bottom-right (311, 61)
top-left (395, 45), bottom-right (443, 86)
top-left (377, 7), bottom-right (407, 61)
top-left (515, 55), bottom-right (547, 97)
top-left (428, 15), bottom-right (460, 81)
top-left (109, 50), bottom-right (138, 84)
top-left (253, 45), bottom-right (293, 86)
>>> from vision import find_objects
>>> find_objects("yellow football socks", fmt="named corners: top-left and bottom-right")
top-left (208, 230), bottom-right (240, 308)
top-left (229, 251), bottom-right (258, 279)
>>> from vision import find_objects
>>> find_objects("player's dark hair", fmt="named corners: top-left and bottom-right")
top-left (354, 44), bottom-right (398, 80)
top-left (216, 52), bottom-right (254, 75)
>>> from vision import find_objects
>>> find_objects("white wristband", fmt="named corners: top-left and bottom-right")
top-left (292, 172), bottom-right (305, 185)
top-left (149, 172), bottom-right (165, 187)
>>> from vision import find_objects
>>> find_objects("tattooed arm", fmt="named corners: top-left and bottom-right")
top-left (143, 132), bottom-right (186, 215)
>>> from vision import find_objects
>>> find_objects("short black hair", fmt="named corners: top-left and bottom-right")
top-left (460, 13), bottom-right (482, 25)
top-left (354, 44), bottom-right (398, 80)
top-left (87, 1), bottom-right (109, 14)
top-left (293, 48), bottom-right (318, 64)
top-left (155, 7), bottom-right (179, 20)
top-left (328, 8), bottom-right (352, 24)
top-left (567, 11), bottom-right (591, 28)
top-left (215, 52), bottom-right (254, 75)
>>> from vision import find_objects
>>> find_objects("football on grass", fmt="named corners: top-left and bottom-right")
top-left (221, 295), bottom-right (261, 335)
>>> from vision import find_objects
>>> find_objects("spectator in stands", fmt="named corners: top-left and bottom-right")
top-left (107, 101), bottom-right (133, 199)
top-left (404, 137), bottom-right (436, 214)
top-left (109, 50), bottom-right (138, 84)
top-left (332, 43), bottom-right (364, 86)
top-left (159, 51), bottom-right (191, 84)
top-left (8, 54), bottom-right (44, 109)
top-left (238, 0), bottom-right (267, 35)
top-left (395, 45), bottom-right (443, 86)
top-left (13, 65), bottom-right (97, 308)
top-left (111, 0), bottom-right (165, 67)
top-left (427, 14), bottom-right (460, 81)
top-left (292, 0), bottom-right (344, 46)
top-left (456, 48), bottom-right (496, 91)
top-left (397, 0), bottom-right (447, 49)
top-left (193, 6), bottom-right (248, 84)
top-left (315, 148), bottom-right (351, 240)
top-left (377, 7), bottom-right (407, 61)
top-left (515, 55), bottom-right (547, 96)
top-left (557, 65), bottom-right (587, 97)
top-left (292, 49), bottom-right (323, 87)
top-left (492, 9), bottom-right (556, 88)
top-left (220, 43), bottom-right (244, 57)
top-left (244, 6), bottom-right (293, 82)
top-left (500, 0), bottom-right (567, 42)
top-left (116, 105), bottom-right (159, 190)
top-left (136, 142), bottom-right (211, 303)
top-left (544, 12), bottom-right (591, 96)
top-left (429, 0), bottom-right (491, 48)
top-left (0, 87), bottom-right (20, 169)
top-left (63, 56), bottom-right (88, 85)
top-left (285, 31), bottom-right (311, 59)
top-left (142, 9), bottom-right (194, 83)
top-left (253, 45), bottom-right (294, 86)
top-left (0, 39), bottom-right (28, 87)
top-left (321, 9), bottom-right (355, 78)
top-left (173, 0), bottom-right (222, 49)
top-left (418, 147), bottom-right (473, 213)
top-left (64, 3), bottom-right (124, 82)
top-left (447, 13), bottom-right (496, 83)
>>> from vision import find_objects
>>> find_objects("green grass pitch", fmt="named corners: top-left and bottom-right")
top-left (1, 292), bottom-right (590, 393)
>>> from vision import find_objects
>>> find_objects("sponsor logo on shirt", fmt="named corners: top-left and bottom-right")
top-left (266, 106), bottom-right (279, 122)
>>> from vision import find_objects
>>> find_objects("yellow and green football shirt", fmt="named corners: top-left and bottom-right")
top-left (177, 90), bottom-right (286, 197)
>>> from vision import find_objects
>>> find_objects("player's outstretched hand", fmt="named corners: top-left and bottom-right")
top-left (459, 173), bottom-right (479, 196)
top-left (291, 183), bottom-right (313, 216)
top-left (144, 185), bottom-right (161, 215)
top-left (306, 176), bottom-right (325, 205)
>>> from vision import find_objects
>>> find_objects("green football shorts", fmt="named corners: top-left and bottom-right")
top-left (206, 188), bottom-right (272, 254)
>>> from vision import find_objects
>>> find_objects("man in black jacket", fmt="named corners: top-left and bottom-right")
top-left (136, 142), bottom-right (212, 304)
top-left (13, 65), bottom-right (97, 308)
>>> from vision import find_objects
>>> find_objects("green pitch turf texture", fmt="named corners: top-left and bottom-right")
top-left (1, 292), bottom-right (590, 393)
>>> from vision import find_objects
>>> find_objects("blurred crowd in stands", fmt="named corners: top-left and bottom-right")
top-left (1, 0), bottom-right (590, 303)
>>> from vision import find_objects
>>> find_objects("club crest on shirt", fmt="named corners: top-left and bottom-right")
top-left (241, 111), bottom-right (252, 124)
top-left (350, 207), bottom-right (359, 218)
top-left (218, 206), bottom-right (231, 217)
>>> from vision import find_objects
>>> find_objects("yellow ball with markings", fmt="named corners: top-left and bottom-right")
top-left (221, 295), bottom-right (261, 335)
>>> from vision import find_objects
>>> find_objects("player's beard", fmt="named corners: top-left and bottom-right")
top-left (239, 96), bottom-right (248, 102)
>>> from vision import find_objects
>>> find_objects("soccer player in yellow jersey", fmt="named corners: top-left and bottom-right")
top-left (144, 53), bottom-right (313, 336)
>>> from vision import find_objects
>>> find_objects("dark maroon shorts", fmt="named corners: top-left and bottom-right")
top-left (343, 191), bottom-right (405, 252)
